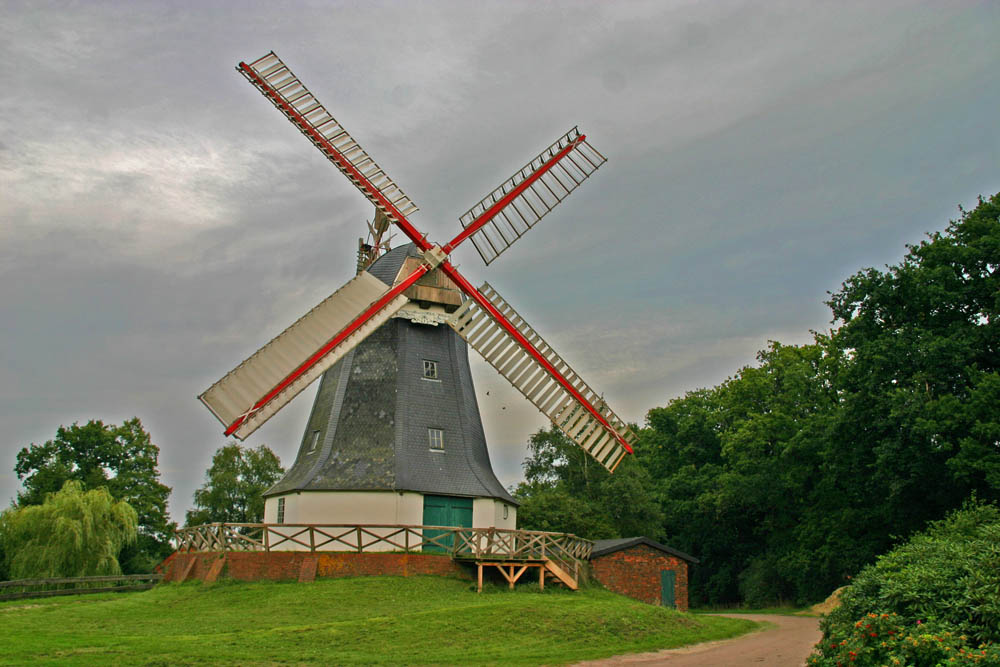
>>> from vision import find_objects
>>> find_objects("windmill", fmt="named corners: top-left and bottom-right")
top-left (199, 52), bottom-right (638, 534)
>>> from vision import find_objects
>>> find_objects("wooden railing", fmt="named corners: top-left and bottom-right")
top-left (451, 527), bottom-right (592, 584)
top-left (0, 573), bottom-right (163, 601)
top-left (174, 523), bottom-right (592, 577)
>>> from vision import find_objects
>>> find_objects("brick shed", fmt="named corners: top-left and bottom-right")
top-left (590, 537), bottom-right (698, 611)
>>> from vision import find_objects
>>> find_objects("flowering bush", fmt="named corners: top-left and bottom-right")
top-left (808, 503), bottom-right (1000, 665)
top-left (807, 612), bottom-right (1000, 666)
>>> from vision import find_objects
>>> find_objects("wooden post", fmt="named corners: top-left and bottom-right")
top-left (477, 564), bottom-right (483, 593)
top-left (539, 567), bottom-right (545, 591)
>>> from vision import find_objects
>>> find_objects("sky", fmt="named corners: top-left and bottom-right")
top-left (2, 1), bottom-right (998, 520)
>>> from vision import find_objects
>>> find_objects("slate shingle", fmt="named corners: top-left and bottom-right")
top-left (265, 244), bottom-right (515, 504)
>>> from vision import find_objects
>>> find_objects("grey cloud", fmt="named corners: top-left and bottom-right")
top-left (1, 1), bottom-right (997, 517)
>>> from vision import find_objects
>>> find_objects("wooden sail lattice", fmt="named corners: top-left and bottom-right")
top-left (202, 51), bottom-right (637, 473)
top-left (458, 127), bottom-right (606, 265)
top-left (199, 272), bottom-right (409, 440)
top-left (239, 52), bottom-right (419, 224)
top-left (448, 283), bottom-right (636, 472)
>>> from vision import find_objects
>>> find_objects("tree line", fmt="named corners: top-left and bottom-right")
top-left (515, 193), bottom-right (1000, 606)
top-left (0, 418), bottom-right (283, 580)
top-left (3, 193), bottom-right (997, 602)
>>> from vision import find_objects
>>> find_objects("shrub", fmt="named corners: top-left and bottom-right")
top-left (808, 502), bottom-right (1000, 665)
top-left (808, 612), bottom-right (1000, 666)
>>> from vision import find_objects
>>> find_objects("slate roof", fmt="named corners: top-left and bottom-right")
top-left (265, 244), bottom-right (515, 504)
top-left (366, 243), bottom-right (421, 287)
top-left (590, 537), bottom-right (699, 563)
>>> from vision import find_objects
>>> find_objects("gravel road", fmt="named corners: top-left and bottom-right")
top-left (574, 614), bottom-right (822, 667)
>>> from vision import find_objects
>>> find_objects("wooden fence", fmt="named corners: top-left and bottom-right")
top-left (174, 523), bottom-right (592, 576)
top-left (0, 574), bottom-right (163, 601)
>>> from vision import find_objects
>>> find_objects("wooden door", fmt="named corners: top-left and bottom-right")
top-left (660, 569), bottom-right (676, 608)
top-left (422, 495), bottom-right (473, 552)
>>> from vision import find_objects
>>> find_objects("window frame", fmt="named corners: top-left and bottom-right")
top-left (276, 497), bottom-right (285, 524)
top-left (422, 359), bottom-right (439, 380)
top-left (428, 427), bottom-right (444, 452)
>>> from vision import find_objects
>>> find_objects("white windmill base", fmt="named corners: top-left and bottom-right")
top-left (261, 491), bottom-right (517, 552)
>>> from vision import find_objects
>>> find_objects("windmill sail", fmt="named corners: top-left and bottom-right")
top-left (447, 282), bottom-right (636, 472)
top-left (199, 272), bottom-right (409, 440)
top-left (456, 128), bottom-right (606, 265)
top-left (238, 52), bottom-right (419, 225)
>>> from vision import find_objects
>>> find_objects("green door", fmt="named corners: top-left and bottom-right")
top-left (422, 495), bottom-right (473, 552)
top-left (661, 570), bottom-right (676, 608)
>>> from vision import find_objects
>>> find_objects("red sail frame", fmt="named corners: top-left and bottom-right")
top-left (221, 52), bottom-right (632, 460)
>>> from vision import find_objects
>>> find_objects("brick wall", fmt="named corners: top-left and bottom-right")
top-left (590, 544), bottom-right (690, 611)
top-left (165, 551), bottom-right (471, 583)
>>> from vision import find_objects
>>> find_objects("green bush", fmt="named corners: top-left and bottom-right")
top-left (808, 612), bottom-right (1000, 666)
top-left (808, 502), bottom-right (1000, 665)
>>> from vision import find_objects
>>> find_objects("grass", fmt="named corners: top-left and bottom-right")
top-left (693, 605), bottom-right (818, 617)
top-left (0, 576), bottom-right (759, 665)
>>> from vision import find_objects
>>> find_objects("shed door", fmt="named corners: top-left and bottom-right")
top-left (660, 570), bottom-right (676, 608)
top-left (422, 495), bottom-right (473, 552)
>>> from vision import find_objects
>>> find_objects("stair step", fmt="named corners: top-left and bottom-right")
top-left (298, 556), bottom-right (318, 583)
top-left (204, 556), bottom-right (226, 583)
top-left (543, 560), bottom-right (578, 590)
top-left (171, 556), bottom-right (197, 583)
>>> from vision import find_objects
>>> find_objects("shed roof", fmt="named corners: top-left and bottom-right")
top-left (590, 537), bottom-right (699, 563)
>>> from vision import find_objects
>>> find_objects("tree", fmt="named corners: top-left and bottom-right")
top-left (0, 480), bottom-right (137, 579)
top-left (13, 418), bottom-right (174, 573)
top-left (640, 342), bottom-right (839, 605)
top-left (514, 426), bottom-right (663, 541)
top-left (825, 193), bottom-right (1000, 540)
top-left (185, 443), bottom-right (284, 526)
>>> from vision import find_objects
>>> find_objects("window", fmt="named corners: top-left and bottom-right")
top-left (423, 359), bottom-right (438, 379)
top-left (307, 429), bottom-right (321, 453)
top-left (276, 497), bottom-right (285, 524)
top-left (428, 428), bottom-right (444, 451)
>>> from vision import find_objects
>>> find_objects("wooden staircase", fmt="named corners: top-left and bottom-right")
top-left (542, 559), bottom-right (578, 590)
top-left (469, 558), bottom-right (581, 593)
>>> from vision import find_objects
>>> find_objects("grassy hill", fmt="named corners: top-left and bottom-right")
top-left (0, 576), bottom-right (757, 665)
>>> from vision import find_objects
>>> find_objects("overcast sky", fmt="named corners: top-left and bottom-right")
top-left (2, 1), bottom-right (998, 520)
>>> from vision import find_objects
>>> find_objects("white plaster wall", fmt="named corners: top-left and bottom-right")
top-left (472, 498), bottom-right (517, 530)
top-left (263, 491), bottom-right (424, 552)
top-left (496, 501), bottom-right (517, 530)
top-left (262, 492), bottom-right (517, 551)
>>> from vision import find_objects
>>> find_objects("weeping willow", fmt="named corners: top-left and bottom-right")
top-left (0, 480), bottom-right (138, 579)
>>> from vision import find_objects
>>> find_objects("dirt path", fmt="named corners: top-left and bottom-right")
top-left (575, 614), bottom-right (822, 667)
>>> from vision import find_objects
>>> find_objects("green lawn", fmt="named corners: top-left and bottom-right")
top-left (0, 576), bottom-right (758, 665)
top-left (692, 606), bottom-right (818, 616)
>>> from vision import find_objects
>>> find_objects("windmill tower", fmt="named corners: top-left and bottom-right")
top-left (199, 52), bottom-right (638, 541)
top-left (262, 243), bottom-right (517, 533)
